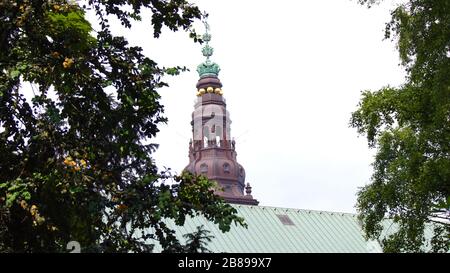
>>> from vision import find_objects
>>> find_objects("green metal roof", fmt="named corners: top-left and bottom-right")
top-left (151, 205), bottom-right (382, 253)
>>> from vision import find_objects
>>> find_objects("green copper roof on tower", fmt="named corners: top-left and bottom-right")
top-left (197, 13), bottom-right (220, 78)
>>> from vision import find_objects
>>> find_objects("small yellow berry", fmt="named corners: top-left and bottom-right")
top-left (30, 205), bottom-right (38, 216)
top-left (20, 200), bottom-right (28, 209)
top-left (63, 58), bottom-right (74, 69)
top-left (80, 159), bottom-right (87, 167)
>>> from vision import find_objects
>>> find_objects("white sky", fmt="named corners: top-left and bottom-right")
top-left (86, 0), bottom-right (406, 213)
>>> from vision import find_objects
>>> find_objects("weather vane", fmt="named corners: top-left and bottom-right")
top-left (201, 12), bottom-right (213, 62)
top-left (202, 11), bottom-right (210, 33)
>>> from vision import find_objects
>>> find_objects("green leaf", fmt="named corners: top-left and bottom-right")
top-left (10, 70), bottom-right (20, 79)
top-left (6, 192), bottom-right (20, 207)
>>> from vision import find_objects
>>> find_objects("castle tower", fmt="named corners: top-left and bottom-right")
top-left (184, 17), bottom-right (258, 205)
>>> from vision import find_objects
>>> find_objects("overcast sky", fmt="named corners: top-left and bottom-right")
top-left (85, 0), bottom-right (407, 213)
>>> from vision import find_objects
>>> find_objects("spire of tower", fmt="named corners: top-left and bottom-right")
top-left (185, 14), bottom-right (258, 205)
top-left (197, 13), bottom-right (221, 79)
top-left (201, 13), bottom-right (213, 61)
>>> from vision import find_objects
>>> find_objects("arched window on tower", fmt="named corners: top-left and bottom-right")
top-left (203, 126), bottom-right (210, 147)
top-left (239, 167), bottom-right (244, 177)
top-left (223, 163), bottom-right (230, 174)
top-left (216, 136), bottom-right (221, 147)
top-left (216, 126), bottom-right (222, 138)
top-left (203, 126), bottom-right (210, 138)
top-left (200, 163), bottom-right (208, 174)
top-left (216, 126), bottom-right (222, 146)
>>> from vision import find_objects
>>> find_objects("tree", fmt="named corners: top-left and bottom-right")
top-left (351, 0), bottom-right (449, 252)
top-left (0, 0), bottom-right (245, 252)
top-left (182, 225), bottom-right (213, 253)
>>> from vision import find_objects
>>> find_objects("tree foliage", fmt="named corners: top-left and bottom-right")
top-left (0, 0), bottom-right (245, 252)
top-left (182, 225), bottom-right (213, 253)
top-left (351, 0), bottom-right (449, 252)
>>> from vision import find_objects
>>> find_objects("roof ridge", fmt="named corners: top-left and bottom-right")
top-left (232, 204), bottom-right (357, 217)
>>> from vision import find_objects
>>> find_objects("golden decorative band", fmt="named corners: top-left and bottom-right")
top-left (196, 87), bottom-right (223, 96)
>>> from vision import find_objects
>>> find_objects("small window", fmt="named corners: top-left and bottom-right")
top-left (276, 214), bottom-right (295, 226)
top-left (223, 163), bottom-right (230, 173)
top-left (200, 163), bottom-right (208, 173)
top-left (216, 136), bottom-right (221, 146)
top-left (216, 126), bottom-right (222, 137)
top-left (203, 126), bottom-right (210, 139)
